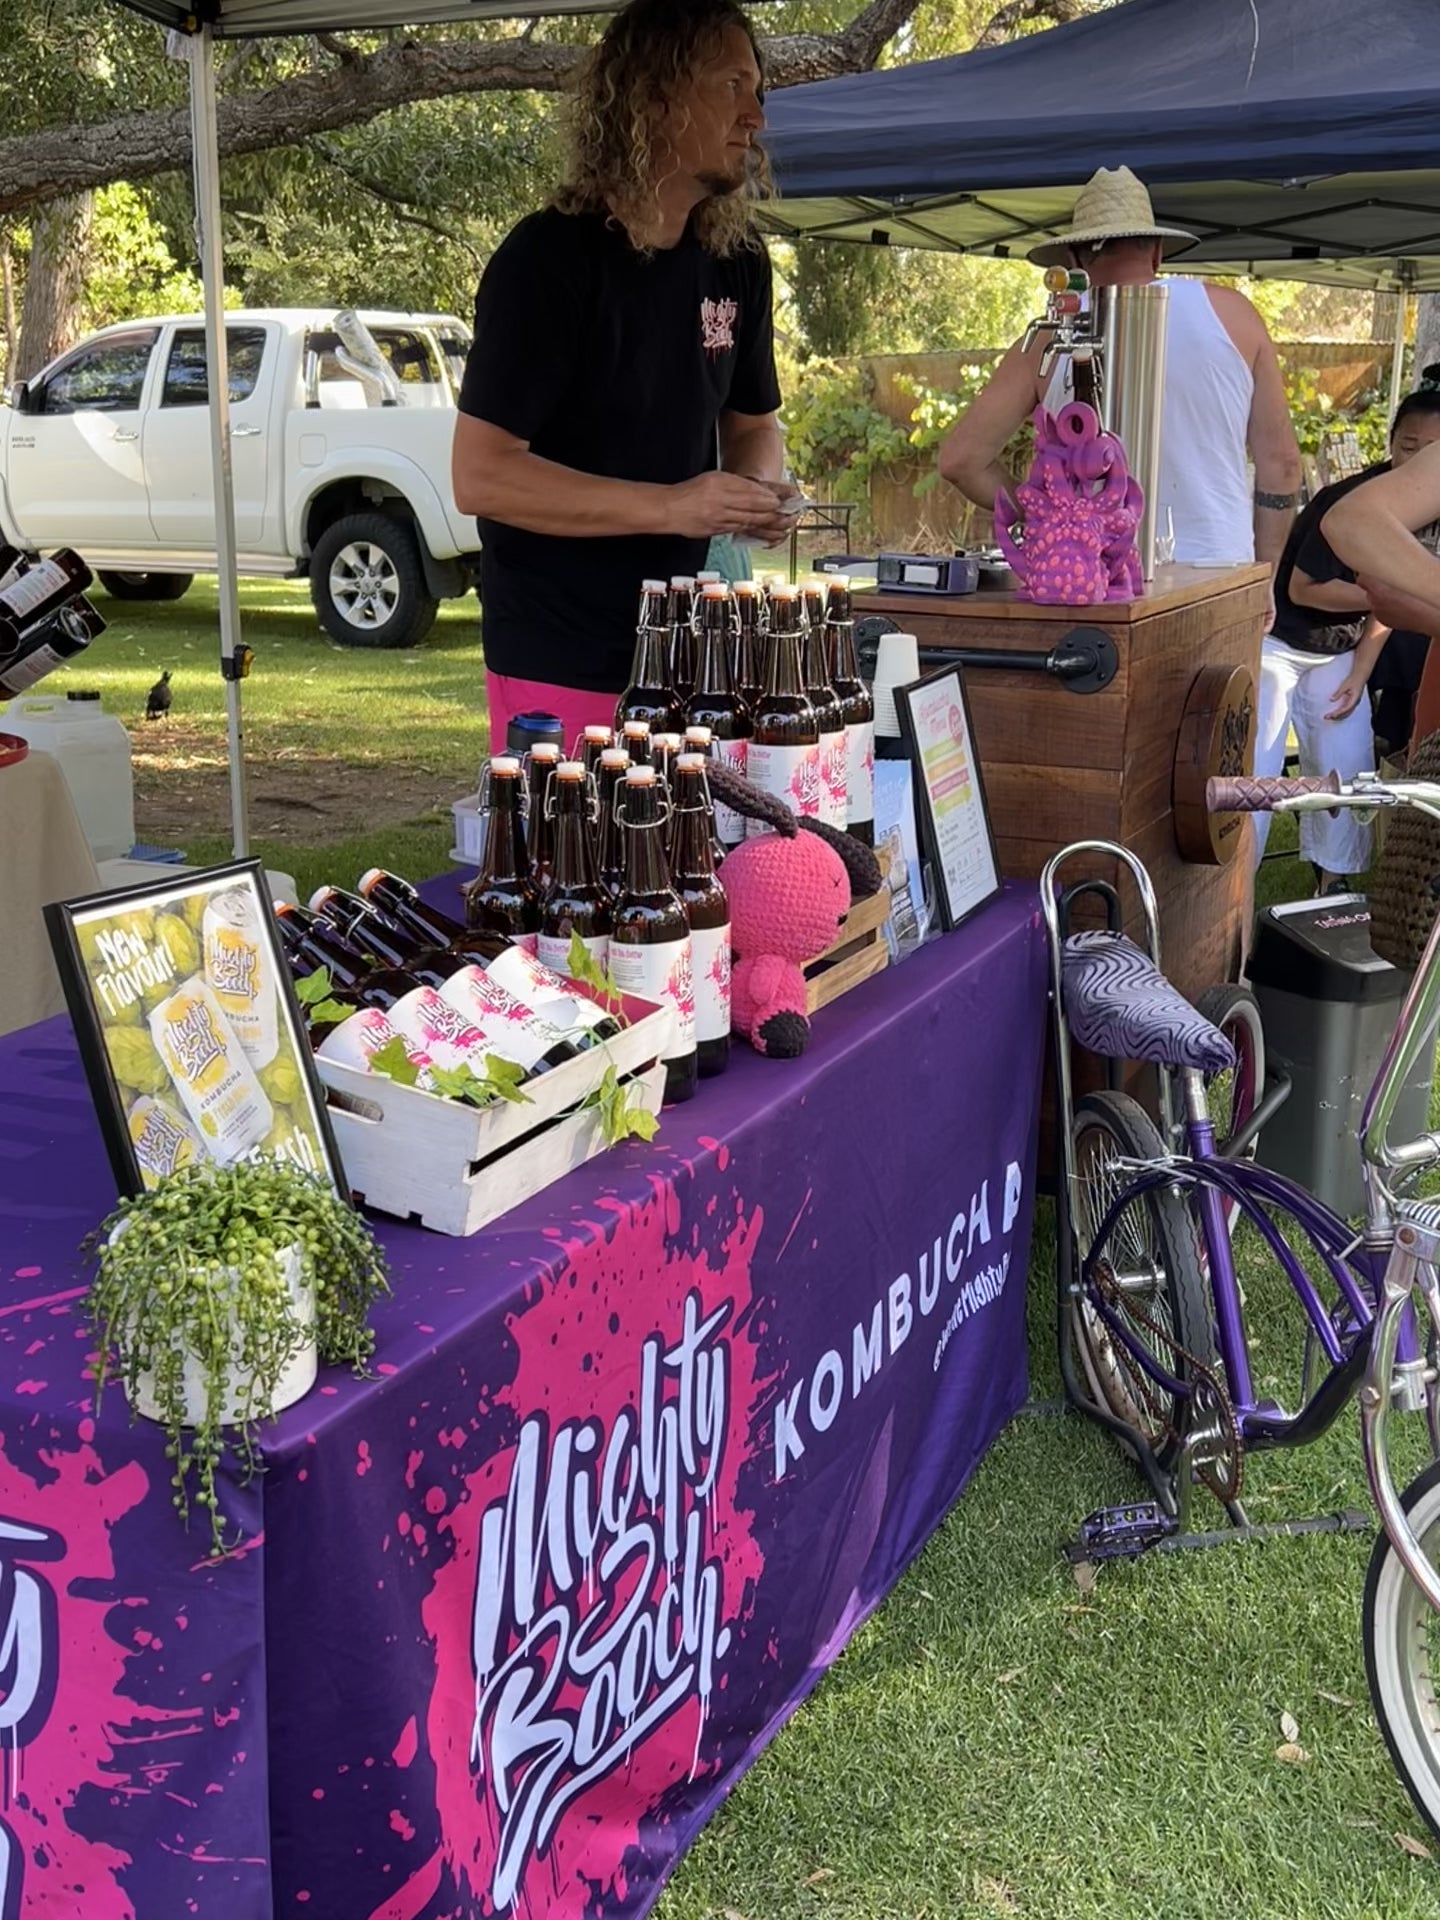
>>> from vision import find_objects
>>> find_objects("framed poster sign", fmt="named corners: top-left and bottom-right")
top-left (896, 667), bottom-right (1002, 931)
top-left (45, 861), bottom-right (346, 1199)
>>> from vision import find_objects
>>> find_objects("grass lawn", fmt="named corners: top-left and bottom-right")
top-left (35, 583), bottom-right (1440, 1917)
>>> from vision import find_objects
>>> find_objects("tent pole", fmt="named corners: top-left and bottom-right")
top-left (186, 25), bottom-right (250, 858)
top-left (1388, 287), bottom-right (1413, 424)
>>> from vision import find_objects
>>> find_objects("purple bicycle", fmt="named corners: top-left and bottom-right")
top-left (1045, 769), bottom-right (1440, 1842)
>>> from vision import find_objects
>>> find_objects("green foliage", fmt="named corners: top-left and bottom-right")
top-left (88, 1159), bottom-right (389, 1556)
top-left (1283, 363), bottom-right (1390, 463)
top-left (782, 358), bottom-right (1028, 509)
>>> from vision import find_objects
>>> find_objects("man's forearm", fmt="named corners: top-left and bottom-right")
top-left (721, 419), bottom-right (785, 485)
top-left (1349, 617), bottom-right (1392, 682)
top-left (1253, 497), bottom-right (1297, 576)
top-left (456, 446), bottom-right (672, 538)
top-left (1326, 496), bottom-right (1440, 616)
top-left (944, 457), bottom-right (1007, 514)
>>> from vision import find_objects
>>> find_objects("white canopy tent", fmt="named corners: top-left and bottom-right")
top-left (111, 0), bottom-right (629, 855)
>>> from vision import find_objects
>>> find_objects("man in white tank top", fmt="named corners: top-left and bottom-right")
top-left (940, 168), bottom-right (1308, 876)
top-left (940, 167), bottom-right (1300, 590)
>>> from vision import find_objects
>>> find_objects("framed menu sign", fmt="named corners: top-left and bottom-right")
top-left (896, 667), bottom-right (1002, 931)
top-left (45, 861), bottom-right (346, 1199)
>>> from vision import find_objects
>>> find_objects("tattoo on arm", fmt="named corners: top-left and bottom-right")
top-left (1254, 489), bottom-right (1300, 511)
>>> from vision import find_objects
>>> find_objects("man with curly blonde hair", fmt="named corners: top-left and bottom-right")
top-left (454, 0), bottom-right (796, 743)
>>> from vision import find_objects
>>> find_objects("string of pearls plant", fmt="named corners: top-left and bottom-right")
top-left (87, 1160), bottom-right (390, 1555)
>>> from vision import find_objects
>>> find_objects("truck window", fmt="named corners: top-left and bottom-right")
top-left (36, 331), bottom-right (158, 414)
top-left (160, 327), bottom-right (268, 407)
top-left (436, 329), bottom-right (471, 398)
top-left (304, 326), bottom-right (444, 406)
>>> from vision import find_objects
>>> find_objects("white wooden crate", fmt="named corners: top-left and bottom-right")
top-left (316, 990), bottom-right (674, 1237)
top-left (450, 792), bottom-right (483, 866)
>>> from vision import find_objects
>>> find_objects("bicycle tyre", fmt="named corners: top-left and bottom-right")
top-left (1363, 1456), bottom-right (1440, 1843)
top-left (1067, 1090), bottom-right (1217, 1466)
top-left (1192, 983), bottom-right (1267, 1239)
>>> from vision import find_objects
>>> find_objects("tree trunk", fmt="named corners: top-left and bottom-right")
top-left (1, 240), bottom-right (15, 378)
top-left (15, 191), bottom-right (94, 380)
top-left (1415, 291), bottom-right (1440, 387)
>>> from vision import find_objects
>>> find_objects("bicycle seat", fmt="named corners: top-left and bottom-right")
top-left (1062, 932), bottom-right (1236, 1073)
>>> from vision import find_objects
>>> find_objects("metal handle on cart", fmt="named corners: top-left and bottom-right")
top-left (1206, 772), bottom-right (1342, 813)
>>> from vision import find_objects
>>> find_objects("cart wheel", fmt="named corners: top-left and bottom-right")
top-left (1066, 1090), bottom-right (1216, 1467)
top-left (1364, 1457), bottom-right (1440, 1844)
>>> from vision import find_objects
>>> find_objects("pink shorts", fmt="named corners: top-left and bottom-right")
top-left (485, 669), bottom-right (620, 761)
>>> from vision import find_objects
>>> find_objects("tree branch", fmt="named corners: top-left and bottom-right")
top-left (311, 139), bottom-right (483, 269)
top-left (972, 0), bottom-right (1091, 50)
top-left (0, 0), bottom-right (925, 220)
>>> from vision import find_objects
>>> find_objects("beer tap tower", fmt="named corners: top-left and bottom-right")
top-left (1020, 267), bottom-right (1169, 581)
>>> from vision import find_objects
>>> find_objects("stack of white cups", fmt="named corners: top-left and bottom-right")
top-left (872, 630), bottom-right (921, 756)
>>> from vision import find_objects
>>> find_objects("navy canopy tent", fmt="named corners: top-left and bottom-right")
top-left (761, 0), bottom-right (1440, 289)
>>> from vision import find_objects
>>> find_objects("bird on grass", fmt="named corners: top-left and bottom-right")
top-left (145, 670), bottom-right (173, 722)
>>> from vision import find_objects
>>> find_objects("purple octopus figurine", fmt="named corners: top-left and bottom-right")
top-left (995, 402), bottom-right (1145, 605)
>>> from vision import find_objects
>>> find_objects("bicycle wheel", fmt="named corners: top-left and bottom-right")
top-left (1067, 1091), bottom-right (1216, 1463)
top-left (1192, 983), bottom-right (1266, 1239)
top-left (1364, 1457), bottom-right (1440, 1843)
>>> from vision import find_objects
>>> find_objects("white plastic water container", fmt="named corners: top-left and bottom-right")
top-left (3, 690), bottom-right (135, 862)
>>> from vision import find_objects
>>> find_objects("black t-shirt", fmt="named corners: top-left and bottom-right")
top-left (1270, 463), bottom-right (1388, 654)
top-left (458, 206), bottom-right (782, 694)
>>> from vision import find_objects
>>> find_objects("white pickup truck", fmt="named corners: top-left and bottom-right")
top-left (0, 308), bottom-right (481, 648)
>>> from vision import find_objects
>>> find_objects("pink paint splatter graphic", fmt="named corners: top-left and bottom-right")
top-left (0, 1436), bottom-right (152, 1919)
top-left (375, 1187), bottom-right (767, 1917)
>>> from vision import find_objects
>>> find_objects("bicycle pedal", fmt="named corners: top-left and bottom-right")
top-left (1066, 1503), bottom-right (1178, 1562)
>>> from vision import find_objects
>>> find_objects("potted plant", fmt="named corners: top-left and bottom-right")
top-left (87, 1159), bottom-right (390, 1554)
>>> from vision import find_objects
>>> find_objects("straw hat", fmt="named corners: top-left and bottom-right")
top-left (1029, 166), bottom-right (1197, 267)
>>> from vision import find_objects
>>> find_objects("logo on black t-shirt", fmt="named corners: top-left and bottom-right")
top-left (700, 297), bottom-right (738, 356)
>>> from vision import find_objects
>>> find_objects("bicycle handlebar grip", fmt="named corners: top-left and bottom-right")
top-left (1205, 771), bottom-right (1343, 813)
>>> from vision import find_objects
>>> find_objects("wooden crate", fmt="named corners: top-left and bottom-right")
top-left (805, 873), bottom-right (892, 1013)
top-left (316, 992), bottom-right (674, 1237)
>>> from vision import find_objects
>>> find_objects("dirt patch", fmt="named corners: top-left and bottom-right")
top-left (133, 722), bottom-right (460, 844)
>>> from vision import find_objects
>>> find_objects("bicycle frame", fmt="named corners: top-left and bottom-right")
top-left (1044, 786), bottom-right (1440, 1553)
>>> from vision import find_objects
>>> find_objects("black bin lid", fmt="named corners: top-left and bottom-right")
top-left (1248, 894), bottom-right (1405, 1005)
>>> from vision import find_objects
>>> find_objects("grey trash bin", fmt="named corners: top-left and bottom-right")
top-left (1248, 894), bottom-right (1438, 1219)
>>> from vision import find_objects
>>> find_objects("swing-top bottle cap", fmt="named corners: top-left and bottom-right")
top-left (308, 885), bottom-right (341, 912)
top-left (684, 725), bottom-right (713, 744)
top-left (582, 724), bottom-right (612, 742)
top-left (695, 571), bottom-right (722, 585)
top-left (734, 579), bottom-right (761, 594)
top-left (357, 868), bottom-right (386, 895)
top-left (529, 741), bottom-right (561, 761)
top-left (556, 760), bottom-right (586, 780)
top-left (670, 575), bottom-right (696, 589)
top-left (622, 718), bottom-right (651, 734)
top-left (651, 732), bottom-right (683, 751)
top-left (490, 754), bottom-right (523, 775)
top-left (599, 747), bottom-right (632, 769)
top-left (675, 752), bottom-right (708, 772)
top-left (624, 764), bottom-right (658, 786)
top-left (641, 578), bottom-right (667, 593)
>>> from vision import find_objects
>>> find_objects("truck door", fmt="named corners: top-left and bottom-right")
top-left (7, 328), bottom-right (157, 548)
top-left (143, 325), bottom-right (271, 549)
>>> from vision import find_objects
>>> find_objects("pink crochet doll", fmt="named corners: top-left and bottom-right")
top-left (706, 763), bottom-right (883, 1058)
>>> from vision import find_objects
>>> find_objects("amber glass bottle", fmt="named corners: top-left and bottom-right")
top-left (608, 765), bottom-right (697, 1104)
top-left (670, 754), bottom-right (731, 1078)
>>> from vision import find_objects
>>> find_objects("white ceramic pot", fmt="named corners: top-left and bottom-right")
top-left (130, 1241), bottom-right (317, 1428)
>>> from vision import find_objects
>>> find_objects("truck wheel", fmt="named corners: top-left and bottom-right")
top-left (97, 571), bottom-right (194, 602)
top-left (309, 512), bottom-right (438, 649)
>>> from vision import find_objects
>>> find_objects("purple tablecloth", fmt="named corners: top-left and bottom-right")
top-left (0, 885), bottom-right (1046, 1920)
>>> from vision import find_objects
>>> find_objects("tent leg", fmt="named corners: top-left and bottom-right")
top-left (1388, 288), bottom-right (1412, 426)
top-left (184, 25), bottom-right (250, 859)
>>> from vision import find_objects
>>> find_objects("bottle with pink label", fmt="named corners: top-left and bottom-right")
top-left (438, 965), bottom-right (587, 1074)
top-left (802, 577), bottom-right (848, 830)
top-left (609, 765), bottom-right (697, 1103)
top-left (685, 584), bottom-right (751, 852)
top-left (537, 760), bottom-right (612, 978)
top-left (670, 754), bottom-right (731, 1078)
top-left (747, 584), bottom-right (819, 834)
top-left (824, 578), bottom-right (876, 846)
top-left (317, 1005), bottom-right (435, 1087)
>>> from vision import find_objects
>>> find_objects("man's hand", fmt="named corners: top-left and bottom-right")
top-left (1359, 574), bottom-right (1440, 637)
top-left (665, 471), bottom-right (798, 543)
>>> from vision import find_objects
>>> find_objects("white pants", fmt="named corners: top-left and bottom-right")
top-left (1252, 637), bottom-right (1373, 873)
